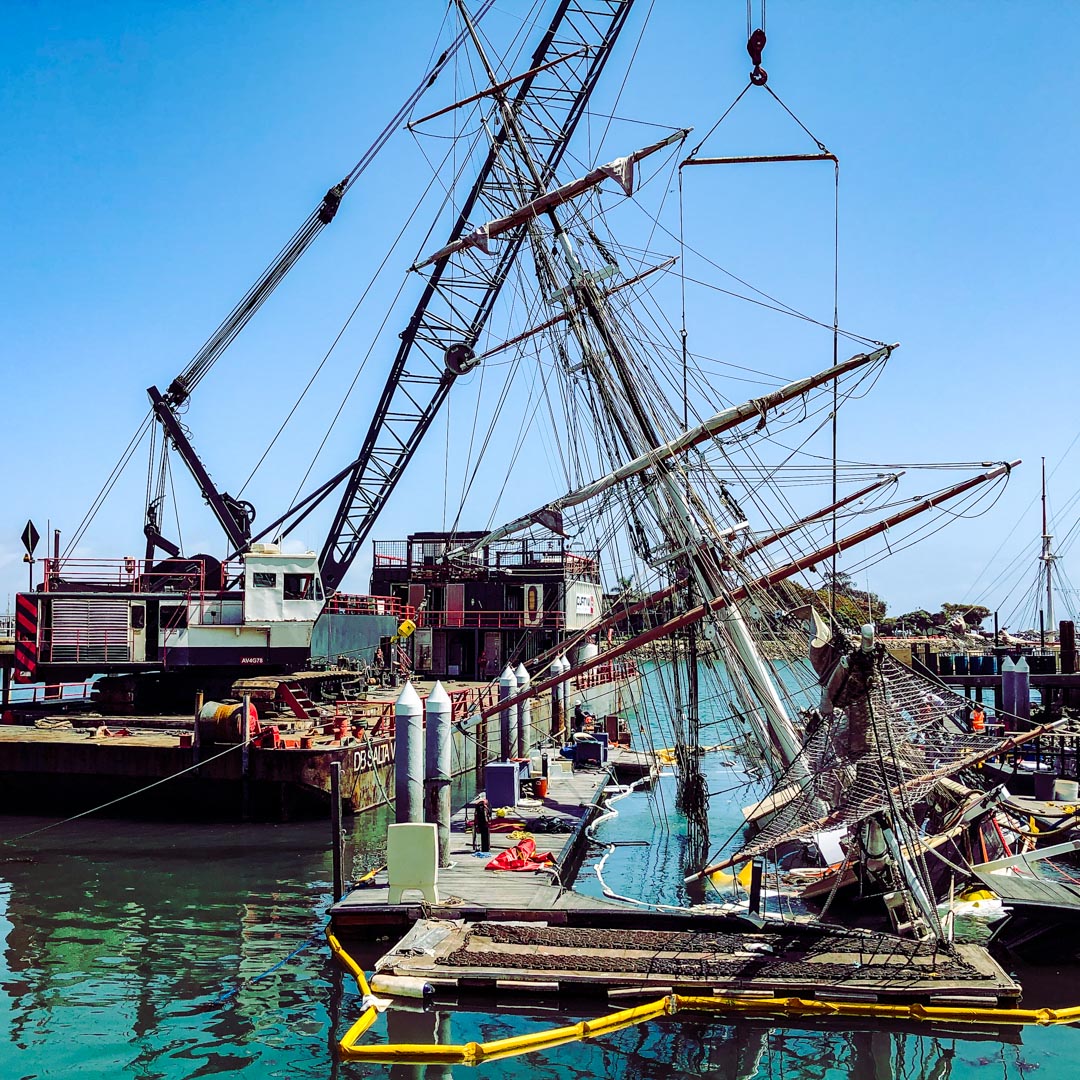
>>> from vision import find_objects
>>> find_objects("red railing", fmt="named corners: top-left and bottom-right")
top-left (421, 609), bottom-right (564, 630)
top-left (332, 683), bottom-right (501, 734)
top-left (7, 680), bottom-right (96, 706)
top-left (41, 625), bottom-right (191, 667)
top-left (573, 657), bottom-right (640, 690)
top-left (324, 593), bottom-right (416, 619)
top-left (37, 556), bottom-right (220, 594)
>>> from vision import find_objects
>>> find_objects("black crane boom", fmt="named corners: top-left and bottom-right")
top-left (318, 0), bottom-right (635, 592)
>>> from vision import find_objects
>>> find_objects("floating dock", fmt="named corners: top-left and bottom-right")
top-left (329, 762), bottom-right (1022, 1006)
top-left (331, 765), bottom-right (617, 936)
top-left (372, 917), bottom-right (1019, 1006)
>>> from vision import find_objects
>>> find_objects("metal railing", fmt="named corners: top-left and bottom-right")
top-left (332, 683), bottom-right (500, 734)
top-left (371, 536), bottom-right (602, 579)
top-left (37, 556), bottom-right (218, 593)
top-left (420, 608), bottom-right (564, 630)
top-left (7, 680), bottom-right (96, 705)
top-left (992, 729), bottom-right (1080, 783)
top-left (0, 614), bottom-right (13, 638)
top-left (573, 657), bottom-right (640, 690)
top-left (324, 594), bottom-right (415, 619)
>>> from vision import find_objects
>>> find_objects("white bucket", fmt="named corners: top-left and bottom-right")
top-left (1053, 779), bottom-right (1079, 802)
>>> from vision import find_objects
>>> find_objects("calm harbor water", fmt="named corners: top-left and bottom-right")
top-left (2, 665), bottom-right (1079, 1077)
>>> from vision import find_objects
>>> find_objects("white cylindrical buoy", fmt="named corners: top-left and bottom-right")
top-left (424, 680), bottom-right (452, 867)
top-left (558, 655), bottom-right (571, 739)
top-left (515, 662), bottom-right (531, 757)
top-left (499, 665), bottom-right (516, 761)
top-left (1001, 656), bottom-right (1016, 718)
top-left (550, 654), bottom-right (567, 738)
top-left (395, 681), bottom-right (423, 823)
top-left (369, 974), bottom-right (434, 999)
top-left (1014, 655), bottom-right (1031, 721)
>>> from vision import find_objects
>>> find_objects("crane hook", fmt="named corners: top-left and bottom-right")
top-left (747, 28), bottom-right (768, 86)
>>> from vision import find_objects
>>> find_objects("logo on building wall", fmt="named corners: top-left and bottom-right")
top-left (575, 592), bottom-right (596, 617)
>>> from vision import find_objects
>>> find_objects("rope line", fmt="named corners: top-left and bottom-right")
top-left (1, 739), bottom-right (250, 846)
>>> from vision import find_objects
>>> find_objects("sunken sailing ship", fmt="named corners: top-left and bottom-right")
top-left (2, 0), bottom-right (1056, 976)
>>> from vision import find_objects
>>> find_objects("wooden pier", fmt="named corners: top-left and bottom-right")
top-left (329, 762), bottom-right (1022, 1006)
top-left (330, 765), bottom-right (617, 937)
top-left (372, 916), bottom-right (1019, 1006)
top-left (918, 670), bottom-right (1080, 715)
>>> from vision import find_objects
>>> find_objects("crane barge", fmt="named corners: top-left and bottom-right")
top-left (2, 1), bottom-right (640, 818)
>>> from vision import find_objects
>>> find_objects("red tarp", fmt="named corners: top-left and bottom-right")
top-left (485, 837), bottom-right (555, 872)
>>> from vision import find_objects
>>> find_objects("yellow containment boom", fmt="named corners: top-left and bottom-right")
top-left (325, 928), bottom-right (380, 1047)
top-left (328, 935), bottom-right (1080, 1066)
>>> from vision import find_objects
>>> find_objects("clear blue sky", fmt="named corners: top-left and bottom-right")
top-left (3, 2), bottom-right (1080, 624)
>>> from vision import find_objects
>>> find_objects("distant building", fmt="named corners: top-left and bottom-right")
top-left (369, 531), bottom-right (603, 680)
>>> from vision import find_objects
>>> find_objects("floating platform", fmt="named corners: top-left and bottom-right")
top-left (373, 917), bottom-right (1020, 1006)
top-left (0, 667), bottom-right (649, 820)
top-left (973, 864), bottom-right (1080, 962)
top-left (607, 745), bottom-right (661, 783)
top-left (0, 716), bottom-right (366, 819)
top-left (329, 762), bottom-right (1021, 1006)
top-left (331, 765), bottom-right (617, 937)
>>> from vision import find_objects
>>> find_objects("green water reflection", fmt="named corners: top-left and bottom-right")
top-left (0, 657), bottom-right (1077, 1077)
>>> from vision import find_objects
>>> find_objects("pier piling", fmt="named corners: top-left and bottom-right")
top-left (515, 663), bottom-right (531, 756)
top-left (1015, 656), bottom-right (1031, 722)
top-left (1001, 656), bottom-right (1016, 717)
top-left (241, 692), bottom-right (251, 821)
top-left (331, 761), bottom-right (344, 902)
top-left (395, 681), bottom-right (423, 823)
top-left (424, 681), bottom-right (452, 868)
top-left (550, 654), bottom-right (566, 738)
top-left (498, 666), bottom-right (515, 760)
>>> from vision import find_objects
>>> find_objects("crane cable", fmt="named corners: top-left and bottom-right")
top-left (166, 0), bottom-right (496, 406)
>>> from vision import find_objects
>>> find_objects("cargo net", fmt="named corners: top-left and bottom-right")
top-left (732, 650), bottom-right (1006, 863)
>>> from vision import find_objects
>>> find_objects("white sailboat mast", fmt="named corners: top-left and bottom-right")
top-left (1041, 456), bottom-right (1055, 634)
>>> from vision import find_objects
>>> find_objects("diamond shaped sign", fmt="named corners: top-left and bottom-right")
top-left (21, 520), bottom-right (40, 558)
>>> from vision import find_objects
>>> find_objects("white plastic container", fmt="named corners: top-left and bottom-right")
top-left (1053, 779), bottom-right (1079, 802)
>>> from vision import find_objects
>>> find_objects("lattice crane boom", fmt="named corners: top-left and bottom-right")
top-left (317, 0), bottom-right (635, 592)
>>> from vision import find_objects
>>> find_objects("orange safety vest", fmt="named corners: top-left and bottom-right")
top-left (971, 708), bottom-right (986, 732)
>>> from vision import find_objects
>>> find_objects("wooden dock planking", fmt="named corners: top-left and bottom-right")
top-left (974, 868), bottom-right (1080, 909)
top-left (332, 764), bottom-right (619, 933)
top-left (607, 746), bottom-right (661, 783)
top-left (330, 763), bottom-right (1021, 1006)
top-left (374, 918), bottom-right (1020, 1005)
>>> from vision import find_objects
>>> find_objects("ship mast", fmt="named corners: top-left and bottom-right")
top-left (1041, 456), bottom-right (1056, 641)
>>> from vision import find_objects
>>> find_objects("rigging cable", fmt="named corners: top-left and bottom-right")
top-left (63, 412), bottom-right (154, 560)
top-left (167, 0), bottom-right (498, 404)
top-left (240, 80), bottom-right (504, 500)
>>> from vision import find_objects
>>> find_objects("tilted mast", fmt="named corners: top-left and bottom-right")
top-left (483, 462), bottom-right (1020, 720)
top-left (446, 346), bottom-right (895, 560)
